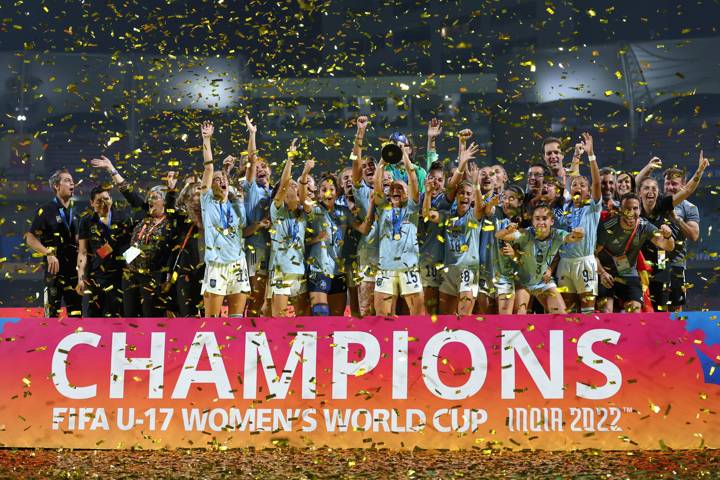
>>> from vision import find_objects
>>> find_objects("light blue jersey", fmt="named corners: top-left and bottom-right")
top-left (488, 210), bottom-right (516, 279)
top-left (307, 204), bottom-right (350, 276)
top-left (377, 199), bottom-right (420, 271)
top-left (419, 192), bottom-right (449, 264)
top-left (242, 180), bottom-right (272, 258)
top-left (270, 202), bottom-right (307, 275)
top-left (352, 181), bottom-right (379, 267)
top-left (557, 198), bottom-right (601, 258)
top-left (442, 206), bottom-right (481, 268)
top-left (200, 190), bottom-right (246, 264)
top-left (511, 228), bottom-right (568, 287)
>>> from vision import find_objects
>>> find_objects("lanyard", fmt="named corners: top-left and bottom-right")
top-left (288, 220), bottom-right (299, 243)
top-left (171, 224), bottom-right (195, 273)
top-left (96, 210), bottom-right (112, 239)
top-left (54, 197), bottom-right (73, 231)
top-left (323, 206), bottom-right (343, 245)
top-left (570, 204), bottom-right (583, 229)
top-left (623, 219), bottom-right (640, 255)
top-left (218, 201), bottom-right (233, 229)
top-left (135, 216), bottom-right (165, 245)
top-left (391, 206), bottom-right (405, 238)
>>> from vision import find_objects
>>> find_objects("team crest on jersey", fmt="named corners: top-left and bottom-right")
top-left (209, 279), bottom-right (217, 288)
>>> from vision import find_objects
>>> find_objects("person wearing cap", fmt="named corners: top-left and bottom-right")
top-left (372, 148), bottom-right (424, 316)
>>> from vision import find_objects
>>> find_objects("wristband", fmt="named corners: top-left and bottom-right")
top-left (204, 160), bottom-right (214, 166)
top-left (588, 154), bottom-right (597, 162)
top-left (110, 169), bottom-right (119, 176)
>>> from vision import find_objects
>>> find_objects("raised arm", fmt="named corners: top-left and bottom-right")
top-left (200, 121), bottom-right (214, 192)
top-left (299, 157), bottom-right (315, 213)
top-left (672, 150), bottom-right (709, 207)
top-left (422, 178), bottom-right (441, 224)
top-left (447, 141), bottom-right (479, 201)
top-left (274, 138), bottom-right (297, 208)
top-left (568, 141), bottom-right (584, 178)
top-left (426, 118), bottom-right (442, 170)
top-left (403, 149), bottom-right (419, 203)
top-left (373, 160), bottom-right (386, 206)
top-left (90, 155), bottom-right (126, 185)
top-left (635, 156), bottom-right (663, 187)
top-left (582, 132), bottom-right (601, 202)
top-left (351, 116), bottom-right (369, 185)
top-left (244, 115), bottom-right (258, 183)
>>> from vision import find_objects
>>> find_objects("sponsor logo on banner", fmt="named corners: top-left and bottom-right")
top-left (0, 313), bottom-right (718, 449)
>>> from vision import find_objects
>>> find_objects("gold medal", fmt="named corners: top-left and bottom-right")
top-left (222, 228), bottom-right (229, 236)
top-left (394, 233), bottom-right (401, 240)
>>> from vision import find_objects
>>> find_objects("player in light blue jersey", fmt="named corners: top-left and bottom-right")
top-left (556, 132), bottom-right (602, 313)
top-left (198, 121), bottom-right (250, 318)
top-left (301, 159), bottom-right (374, 317)
top-left (373, 150), bottom-right (424, 316)
top-left (423, 143), bottom-right (485, 315)
top-left (239, 116), bottom-right (273, 317)
top-left (496, 205), bottom-right (584, 314)
top-left (269, 138), bottom-right (313, 317)
top-left (484, 185), bottom-right (525, 314)
top-left (418, 162), bottom-right (449, 314)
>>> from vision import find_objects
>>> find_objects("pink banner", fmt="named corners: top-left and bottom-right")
top-left (0, 312), bottom-right (718, 449)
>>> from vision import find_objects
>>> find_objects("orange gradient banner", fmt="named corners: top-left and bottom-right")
top-left (0, 312), bottom-right (718, 450)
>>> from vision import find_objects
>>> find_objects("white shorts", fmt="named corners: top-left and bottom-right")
top-left (526, 281), bottom-right (559, 295)
top-left (375, 268), bottom-right (423, 296)
top-left (557, 255), bottom-right (598, 295)
top-left (202, 258), bottom-right (251, 296)
top-left (487, 275), bottom-right (515, 298)
top-left (439, 266), bottom-right (480, 297)
top-left (420, 261), bottom-right (442, 288)
top-left (269, 271), bottom-right (307, 297)
top-left (357, 263), bottom-right (377, 284)
top-left (246, 247), bottom-right (269, 278)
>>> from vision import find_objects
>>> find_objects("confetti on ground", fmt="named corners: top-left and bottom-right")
top-left (0, 448), bottom-right (719, 479)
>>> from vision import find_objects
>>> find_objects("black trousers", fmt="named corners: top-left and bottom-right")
top-left (44, 271), bottom-right (82, 317)
top-left (122, 271), bottom-right (167, 318)
top-left (84, 277), bottom-right (123, 317)
top-left (172, 270), bottom-right (203, 317)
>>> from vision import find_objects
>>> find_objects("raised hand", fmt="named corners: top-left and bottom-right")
top-left (424, 177), bottom-right (435, 193)
top-left (303, 158), bottom-right (316, 175)
top-left (698, 150), bottom-right (709, 174)
top-left (90, 155), bottom-right (114, 171)
top-left (459, 141), bottom-right (480, 167)
top-left (581, 132), bottom-right (594, 156)
top-left (574, 143), bottom-right (585, 159)
top-left (427, 118), bottom-right (443, 139)
top-left (468, 162), bottom-right (479, 184)
top-left (458, 129), bottom-right (473, 139)
top-left (222, 155), bottom-right (236, 174)
top-left (201, 121), bottom-right (214, 140)
top-left (647, 156), bottom-right (663, 171)
top-left (356, 115), bottom-right (369, 132)
top-left (288, 137), bottom-right (299, 157)
top-left (245, 115), bottom-right (257, 135)
top-left (166, 171), bottom-right (178, 190)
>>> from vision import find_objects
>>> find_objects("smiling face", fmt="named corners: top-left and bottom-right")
top-left (663, 174), bottom-right (684, 195)
top-left (54, 172), bottom-right (75, 200)
top-left (361, 158), bottom-right (376, 185)
top-left (91, 190), bottom-right (112, 216)
top-left (256, 160), bottom-right (271, 187)
top-left (340, 168), bottom-right (353, 196)
top-left (532, 206), bottom-right (554, 239)
top-left (456, 183), bottom-right (474, 214)
top-left (639, 178), bottom-right (659, 206)
top-left (211, 171), bottom-right (229, 199)
top-left (570, 176), bottom-right (590, 204)
top-left (479, 167), bottom-right (494, 193)
top-left (147, 189), bottom-right (165, 217)
top-left (527, 166), bottom-right (544, 194)
top-left (540, 178), bottom-right (559, 203)
top-left (389, 181), bottom-right (408, 207)
top-left (616, 173), bottom-right (633, 196)
top-left (543, 141), bottom-right (564, 174)
top-left (601, 173), bottom-right (616, 201)
top-left (382, 170), bottom-right (393, 194)
top-left (620, 197), bottom-right (641, 228)
top-left (306, 175), bottom-right (317, 200)
top-left (427, 169), bottom-right (445, 195)
top-left (285, 179), bottom-right (300, 204)
top-left (320, 178), bottom-right (338, 208)
top-left (502, 189), bottom-right (522, 215)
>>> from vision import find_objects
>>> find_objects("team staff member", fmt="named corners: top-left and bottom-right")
top-left (26, 168), bottom-right (82, 317)
top-left (76, 184), bottom-right (137, 317)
